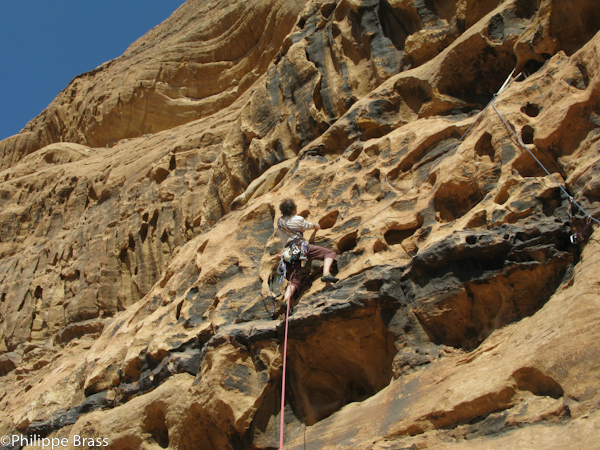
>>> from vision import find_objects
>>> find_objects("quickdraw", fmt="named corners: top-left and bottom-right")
top-left (570, 216), bottom-right (593, 244)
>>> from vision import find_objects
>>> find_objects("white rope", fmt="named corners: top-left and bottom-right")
top-left (491, 95), bottom-right (600, 226)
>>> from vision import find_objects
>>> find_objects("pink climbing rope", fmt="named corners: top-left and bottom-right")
top-left (279, 299), bottom-right (291, 449)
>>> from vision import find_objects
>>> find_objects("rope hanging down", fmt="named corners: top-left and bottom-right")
top-left (491, 96), bottom-right (600, 227)
top-left (279, 297), bottom-right (291, 449)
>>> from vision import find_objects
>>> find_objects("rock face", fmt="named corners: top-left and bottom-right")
top-left (1, 0), bottom-right (600, 448)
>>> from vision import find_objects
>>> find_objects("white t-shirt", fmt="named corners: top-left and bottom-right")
top-left (278, 215), bottom-right (314, 246)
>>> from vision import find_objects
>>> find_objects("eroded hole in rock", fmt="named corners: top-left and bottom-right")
top-left (512, 367), bottom-right (564, 399)
top-left (150, 210), bottom-right (159, 228)
top-left (384, 223), bottom-right (421, 246)
top-left (521, 125), bottom-right (535, 145)
top-left (513, 150), bottom-right (559, 178)
top-left (338, 231), bottom-right (358, 253)
top-left (346, 145), bottom-right (363, 162)
top-left (364, 169), bottom-right (381, 195)
top-left (287, 306), bottom-right (395, 425)
top-left (98, 188), bottom-right (111, 204)
top-left (475, 132), bottom-right (495, 161)
top-left (413, 250), bottom-right (571, 351)
top-left (319, 210), bottom-right (339, 229)
top-left (176, 300), bottom-right (184, 320)
top-left (378, 0), bottom-right (419, 51)
top-left (487, 13), bottom-right (505, 42)
top-left (169, 155), bottom-right (177, 171)
top-left (119, 248), bottom-right (128, 265)
top-left (466, 235), bottom-right (478, 245)
top-left (434, 182), bottom-right (484, 222)
top-left (197, 240), bottom-right (209, 254)
top-left (395, 77), bottom-right (432, 115)
top-left (143, 403), bottom-right (170, 448)
top-left (521, 103), bottom-right (540, 117)
top-left (520, 59), bottom-right (545, 78)
top-left (140, 223), bottom-right (149, 244)
top-left (153, 167), bottom-right (170, 184)
top-left (514, 0), bottom-right (539, 19)
top-left (373, 240), bottom-right (388, 253)
top-left (87, 185), bottom-right (98, 201)
top-left (128, 234), bottom-right (136, 252)
top-left (320, 2), bottom-right (335, 18)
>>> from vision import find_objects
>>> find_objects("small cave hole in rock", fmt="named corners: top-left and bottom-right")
top-left (512, 367), bottom-right (564, 399)
top-left (378, 0), bottom-right (413, 51)
top-left (384, 228), bottom-right (418, 246)
top-left (143, 403), bottom-right (170, 449)
top-left (150, 210), bottom-right (159, 228)
top-left (475, 132), bottom-right (495, 160)
top-left (434, 182), bottom-right (484, 222)
top-left (338, 231), bottom-right (358, 253)
top-left (140, 223), bottom-right (149, 244)
top-left (466, 235), bottom-right (478, 245)
top-left (319, 210), bottom-right (339, 229)
top-left (521, 59), bottom-right (545, 78)
top-left (153, 167), bottom-right (169, 184)
top-left (521, 125), bottom-right (535, 145)
top-left (514, 0), bottom-right (539, 19)
top-left (395, 77), bottom-right (432, 116)
top-left (98, 189), bottom-right (111, 204)
top-left (287, 307), bottom-right (396, 425)
top-left (128, 234), bottom-right (136, 252)
top-left (119, 248), bottom-right (128, 264)
top-left (34, 286), bottom-right (43, 299)
top-left (169, 155), bottom-right (177, 171)
top-left (521, 103), bottom-right (540, 117)
top-left (373, 240), bottom-right (388, 253)
top-left (320, 2), bottom-right (335, 18)
top-left (197, 240), bottom-right (209, 254)
top-left (513, 150), bottom-right (558, 178)
top-left (346, 145), bottom-right (363, 162)
top-left (176, 300), bottom-right (184, 320)
top-left (413, 253), bottom-right (571, 351)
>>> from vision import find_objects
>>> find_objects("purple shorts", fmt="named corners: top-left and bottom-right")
top-left (286, 244), bottom-right (337, 288)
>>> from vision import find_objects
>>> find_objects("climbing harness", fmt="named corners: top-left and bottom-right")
top-left (276, 217), bottom-right (310, 284)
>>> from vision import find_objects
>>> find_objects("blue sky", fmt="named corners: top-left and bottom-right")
top-left (0, 0), bottom-right (185, 141)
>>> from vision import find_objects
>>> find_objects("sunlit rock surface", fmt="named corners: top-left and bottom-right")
top-left (1, 0), bottom-right (600, 448)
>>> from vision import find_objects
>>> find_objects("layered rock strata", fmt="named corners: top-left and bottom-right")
top-left (1, 0), bottom-right (600, 449)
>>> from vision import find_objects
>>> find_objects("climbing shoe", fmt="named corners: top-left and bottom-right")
top-left (321, 274), bottom-right (339, 283)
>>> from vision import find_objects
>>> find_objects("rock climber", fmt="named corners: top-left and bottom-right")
top-left (276, 199), bottom-right (339, 310)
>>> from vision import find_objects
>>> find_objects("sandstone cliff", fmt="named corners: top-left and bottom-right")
top-left (1, 0), bottom-right (600, 448)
